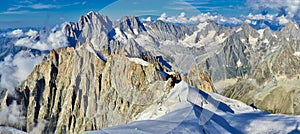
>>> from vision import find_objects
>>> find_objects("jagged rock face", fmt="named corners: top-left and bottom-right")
top-left (16, 43), bottom-right (176, 133)
top-left (252, 39), bottom-right (300, 85)
top-left (146, 20), bottom-right (194, 41)
top-left (64, 12), bottom-right (240, 81)
top-left (194, 21), bottom-right (229, 44)
top-left (0, 89), bottom-right (8, 110)
top-left (64, 12), bottom-right (112, 50)
top-left (122, 39), bottom-right (149, 57)
top-left (117, 16), bottom-right (146, 35)
top-left (64, 12), bottom-right (150, 58)
top-left (196, 22), bottom-right (276, 81)
top-left (198, 35), bottom-right (250, 81)
top-left (222, 37), bottom-right (300, 114)
top-left (186, 65), bottom-right (215, 92)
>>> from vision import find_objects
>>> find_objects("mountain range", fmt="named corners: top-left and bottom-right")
top-left (0, 11), bottom-right (300, 133)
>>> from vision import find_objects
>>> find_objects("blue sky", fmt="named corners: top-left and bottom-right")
top-left (0, 0), bottom-right (117, 29)
top-left (1, 0), bottom-right (297, 29)
top-left (100, 0), bottom-right (248, 19)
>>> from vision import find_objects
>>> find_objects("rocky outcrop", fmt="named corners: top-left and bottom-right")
top-left (186, 65), bottom-right (216, 92)
top-left (14, 42), bottom-right (180, 133)
top-left (0, 89), bottom-right (9, 110)
top-left (0, 35), bottom-right (216, 133)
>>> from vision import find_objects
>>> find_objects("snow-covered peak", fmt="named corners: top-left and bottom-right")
top-left (87, 11), bottom-right (97, 16)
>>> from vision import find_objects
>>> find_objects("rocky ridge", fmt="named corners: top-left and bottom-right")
top-left (0, 39), bottom-right (213, 133)
top-left (64, 12), bottom-right (300, 115)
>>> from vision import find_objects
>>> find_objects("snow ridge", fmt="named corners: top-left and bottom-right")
top-left (91, 81), bottom-right (300, 134)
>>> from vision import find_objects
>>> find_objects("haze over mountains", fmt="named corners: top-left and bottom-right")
top-left (0, 11), bottom-right (300, 133)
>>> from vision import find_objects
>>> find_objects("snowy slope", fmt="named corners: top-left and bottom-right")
top-left (128, 58), bottom-right (149, 66)
top-left (0, 126), bottom-right (27, 134)
top-left (88, 81), bottom-right (300, 134)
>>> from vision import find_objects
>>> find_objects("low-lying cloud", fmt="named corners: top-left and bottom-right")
top-left (0, 23), bottom-right (69, 91)
top-left (155, 11), bottom-right (291, 28)
top-left (0, 100), bottom-right (26, 128)
top-left (15, 24), bottom-right (68, 51)
top-left (0, 50), bottom-right (43, 91)
top-left (157, 12), bottom-right (242, 25)
top-left (0, 23), bottom-right (69, 131)
top-left (30, 120), bottom-right (48, 134)
top-left (6, 29), bottom-right (24, 37)
top-left (25, 29), bottom-right (38, 37)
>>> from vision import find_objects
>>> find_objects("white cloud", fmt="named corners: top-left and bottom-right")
top-left (2, 1), bottom-right (83, 15)
top-left (5, 3), bottom-right (59, 11)
top-left (246, 13), bottom-right (274, 21)
top-left (157, 12), bottom-right (242, 25)
top-left (47, 26), bottom-right (68, 49)
top-left (25, 29), bottom-right (38, 37)
top-left (7, 29), bottom-right (24, 37)
top-left (178, 12), bottom-right (187, 20)
top-left (30, 120), bottom-right (48, 134)
top-left (158, 13), bottom-right (167, 21)
top-left (7, 5), bottom-right (24, 11)
top-left (141, 17), bottom-right (152, 22)
top-left (0, 24), bottom-right (68, 92)
top-left (247, 0), bottom-right (300, 19)
top-left (159, 12), bottom-right (188, 23)
top-left (15, 25), bottom-right (68, 51)
top-left (15, 38), bottom-right (48, 50)
top-left (29, 3), bottom-right (58, 9)
top-left (156, 11), bottom-right (293, 28)
top-left (0, 101), bottom-right (26, 128)
top-left (0, 10), bottom-right (32, 15)
top-left (0, 50), bottom-right (43, 91)
top-left (242, 13), bottom-right (294, 26)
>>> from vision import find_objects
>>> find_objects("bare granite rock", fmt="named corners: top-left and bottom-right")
top-left (15, 42), bottom-right (179, 133)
